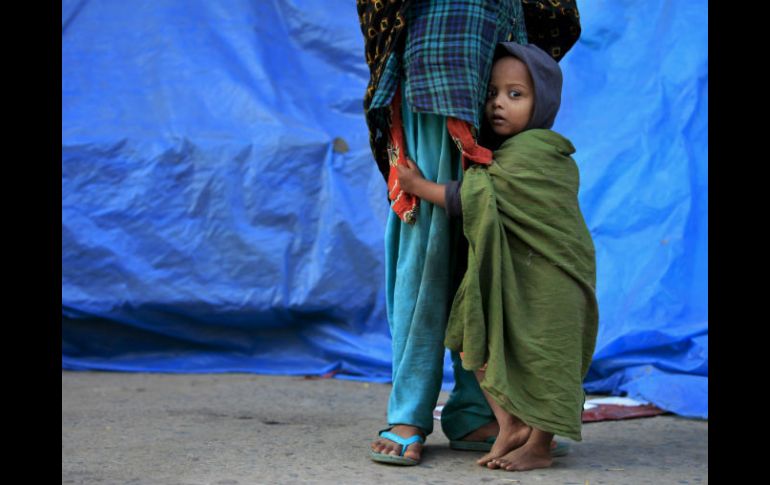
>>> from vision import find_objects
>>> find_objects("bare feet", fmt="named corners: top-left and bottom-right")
top-left (370, 425), bottom-right (425, 462)
top-left (489, 428), bottom-right (554, 471)
top-left (469, 371), bottom-right (533, 467)
top-left (477, 418), bottom-right (532, 467)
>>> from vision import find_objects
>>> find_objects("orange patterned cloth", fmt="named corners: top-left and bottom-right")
top-left (386, 88), bottom-right (419, 224)
top-left (386, 89), bottom-right (494, 224)
top-left (446, 117), bottom-right (494, 171)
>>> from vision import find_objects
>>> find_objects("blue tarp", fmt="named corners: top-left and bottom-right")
top-left (62, 0), bottom-right (708, 419)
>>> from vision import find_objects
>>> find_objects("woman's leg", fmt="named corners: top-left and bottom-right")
top-left (372, 96), bottom-right (462, 461)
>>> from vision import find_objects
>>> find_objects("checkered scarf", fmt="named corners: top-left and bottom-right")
top-left (357, 0), bottom-right (581, 222)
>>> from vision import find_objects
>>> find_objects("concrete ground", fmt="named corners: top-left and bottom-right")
top-left (62, 371), bottom-right (707, 485)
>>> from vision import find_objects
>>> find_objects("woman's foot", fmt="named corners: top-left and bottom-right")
top-left (476, 418), bottom-right (532, 466)
top-left (458, 419), bottom-right (499, 442)
top-left (370, 425), bottom-right (425, 462)
top-left (489, 428), bottom-right (554, 471)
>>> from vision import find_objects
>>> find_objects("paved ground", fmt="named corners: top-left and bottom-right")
top-left (62, 371), bottom-right (707, 485)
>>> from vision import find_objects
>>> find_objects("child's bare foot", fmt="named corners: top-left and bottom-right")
top-left (489, 429), bottom-right (554, 471)
top-left (371, 425), bottom-right (425, 462)
top-left (476, 418), bottom-right (531, 466)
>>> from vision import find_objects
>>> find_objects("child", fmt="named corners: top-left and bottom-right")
top-left (397, 42), bottom-right (599, 472)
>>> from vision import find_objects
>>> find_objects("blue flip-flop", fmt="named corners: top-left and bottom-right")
top-left (370, 430), bottom-right (426, 466)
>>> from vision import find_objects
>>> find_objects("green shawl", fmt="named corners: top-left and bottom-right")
top-left (444, 129), bottom-right (599, 441)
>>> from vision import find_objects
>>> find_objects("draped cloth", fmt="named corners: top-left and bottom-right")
top-left (445, 129), bottom-right (599, 441)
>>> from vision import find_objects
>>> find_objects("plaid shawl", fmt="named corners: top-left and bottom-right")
top-left (375, 0), bottom-right (525, 125)
top-left (357, 0), bottom-right (581, 222)
top-left (358, 0), bottom-right (527, 188)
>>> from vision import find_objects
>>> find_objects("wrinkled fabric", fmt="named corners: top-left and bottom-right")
top-left (385, 101), bottom-right (493, 223)
top-left (384, 92), bottom-right (467, 435)
top-left (364, 0), bottom-right (528, 183)
top-left (385, 87), bottom-right (420, 224)
top-left (371, 0), bottom-right (527, 124)
top-left (445, 129), bottom-right (598, 440)
top-left (446, 41), bottom-right (566, 206)
top-left (62, 0), bottom-right (708, 420)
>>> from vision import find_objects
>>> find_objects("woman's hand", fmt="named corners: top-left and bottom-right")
top-left (396, 158), bottom-right (424, 195)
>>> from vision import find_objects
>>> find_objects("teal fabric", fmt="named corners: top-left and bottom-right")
top-left (385, 89), bottom-right (491, 436)
top-left (440, 351), bottom-right (495, 440)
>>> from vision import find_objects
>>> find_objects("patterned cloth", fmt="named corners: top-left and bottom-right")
top-left (384, 87), bottom-right (420, 223)
top-left (363, 0), bottom-right (527, 222)
top-left (357, 0), bottom-right (581, 184)
top-left (358, 0), bottom-right (527, 185)
top-left (521, 0), bottom-right (581, 62)
top-left (371, 0), bottom-right (526, 126)
top-left (376, 0), bottom-right (525, 126)
top-left (386, 87), bottom-right (493, 224)
top-left (356, 0), bottom-right (411, 113)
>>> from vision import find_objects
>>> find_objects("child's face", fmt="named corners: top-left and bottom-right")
top-left (485, 56), bottom-right (535, 137)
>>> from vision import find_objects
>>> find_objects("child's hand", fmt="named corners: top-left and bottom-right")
top-left (397, 158), bottom-right (424, 195)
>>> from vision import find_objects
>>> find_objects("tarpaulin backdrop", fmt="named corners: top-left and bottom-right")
top-left (62, 0), bottom-right (708, 419)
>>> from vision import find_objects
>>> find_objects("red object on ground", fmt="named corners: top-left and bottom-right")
top-left (433, 402), bottom-right (667, 423)
top-left (581, 404), bottom-right (666, 422)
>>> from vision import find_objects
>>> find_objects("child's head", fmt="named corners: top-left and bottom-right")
top-left (484, 43), bottom-right (563, 139)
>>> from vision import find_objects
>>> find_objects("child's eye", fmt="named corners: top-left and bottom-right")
top-left (487, 89), bottom-right (496, 99)
top-left (508, 90), bottom-right (521, 98)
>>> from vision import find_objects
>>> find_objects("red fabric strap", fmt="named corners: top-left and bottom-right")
top-left (386, 88), bottom-right (419, 224)
top-left (446, 117), bottom-right (493, 170)
top-left (386, 91), bottom-right (493, 224)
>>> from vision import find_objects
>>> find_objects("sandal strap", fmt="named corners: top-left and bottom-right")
top-left (378, 431), bottom-right (425, 457)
